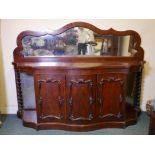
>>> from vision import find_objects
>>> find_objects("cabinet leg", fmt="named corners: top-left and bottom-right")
top-left (17, 110), bottom-right (23, 119)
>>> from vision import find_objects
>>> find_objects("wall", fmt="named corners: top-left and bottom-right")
top-left (0, 19), bottom-right (7, 114)
top-left (0, 19), bottom-right (155, 113)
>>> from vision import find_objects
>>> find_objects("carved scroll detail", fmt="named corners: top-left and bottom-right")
top-left (40, 114), bottom-right (63, 120)
top-left (69, 113), bottom-right (93, 121)
top-left (38, 78), bottom-right (64, 120)
top-left (99, 112), bottom-right (122, 119)
top-left (68, 79), bottom-right (94, 121)
top-left (98, 77), bottom-right (124, 119)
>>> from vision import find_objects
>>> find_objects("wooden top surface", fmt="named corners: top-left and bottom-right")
top-left (13, 61), bottom-right (143, 70)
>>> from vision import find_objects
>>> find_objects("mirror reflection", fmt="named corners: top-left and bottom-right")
top-left (21, 27), bottom-right (136, 57)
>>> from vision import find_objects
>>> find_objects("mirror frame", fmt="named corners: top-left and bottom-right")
top-left (13, 22), bottom-right (144, 62)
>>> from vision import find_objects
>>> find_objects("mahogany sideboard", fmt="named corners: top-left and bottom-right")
top-left (12, 22), bottom-right (145, 131)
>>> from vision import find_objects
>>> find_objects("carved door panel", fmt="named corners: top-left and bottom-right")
top-left (66, 75), bottom-right (96, 123)
top-left (35, 74), bottom-right (65, 123)
top-left (97, 73), bottom-right (127, 120)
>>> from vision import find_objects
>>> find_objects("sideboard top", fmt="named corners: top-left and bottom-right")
top-left (13, 22), bottom-right (144, 63)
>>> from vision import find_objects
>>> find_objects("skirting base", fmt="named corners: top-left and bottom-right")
top-left (21, 106), bottom-right (138, 131)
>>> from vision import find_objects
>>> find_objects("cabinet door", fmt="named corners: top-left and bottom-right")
top-left (97, 73), bottom-right (127, 120)
top-left (66, 75), bottom-right (96, 123)
top-left (35, 74), bottom-right (65, 123)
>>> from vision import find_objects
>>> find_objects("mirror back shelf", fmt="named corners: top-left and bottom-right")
top-left (13, 22), bottom-right (144, 63)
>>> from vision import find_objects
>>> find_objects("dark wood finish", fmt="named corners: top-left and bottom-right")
top-left (146, 100), bottom-right (155, 135)
top-left (66, 75), bottom-right (96, 123)
top-left (97, 73), bottom-right (127, 120)
top-left (149, 114), bottom-right (155, 135)
top-left (22, 104), bottom-right (137, 131)
top-left (12, 22), bottom-right (145, 131)
top-left (13, 22), bottom-right (144, 63)
top-left (35, 74), bottom-right (65, 123)
top-left (14, 69), bottom-right (23, 118)
top-left (134, 69), bottom-right (143, 115)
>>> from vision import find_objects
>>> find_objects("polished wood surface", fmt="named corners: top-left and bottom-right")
top-left (23, 104), bottom-right (137, 131)
top-left (13, 22), bottom-right (144, 131)
top-left (13, 22), bottom-right (144, 62)
top-left (146, 100), bottom-right (155, 135)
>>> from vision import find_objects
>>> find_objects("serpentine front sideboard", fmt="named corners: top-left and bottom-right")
top-left (12, 22), bottom-right (144, 131)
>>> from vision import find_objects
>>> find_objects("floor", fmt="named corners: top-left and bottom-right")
top-left (0, 112), bottom-right (149, 135)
